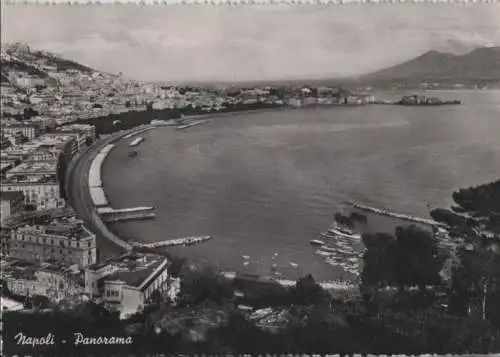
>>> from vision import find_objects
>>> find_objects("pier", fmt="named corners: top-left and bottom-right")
top-left (132, 235), bottom-right (212, 248)
top-left (175, 119), bottom-right (211, 130)
top-left (349, 201), bottom-right (445, 228)
top-left (97, 206), bottom-right (156, 223)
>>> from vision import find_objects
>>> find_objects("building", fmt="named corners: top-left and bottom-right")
top-left (2, 124), bottom-right (40, 140)
top-left (59, 123), bottom-right (96, 147)
top-left (2, 259), bottom-right (85, 302)
top-left (1, 160), bottom-right (64, 207)
top-left (0, 191), bottom-right (24, 223)
top-left (35, 133), bottom-right (78, 157)
top-left (0, 134), bottom-right (12, 150)
top-left (4, 219), bottom-right (97, 268)
top-left (1, 177), bottom-right (62, 208)
top-left (4, 131), bottom-right (24, 146)
top-left (85, 253), bottom-right (173, 317)
top-left (25, 117), bottom-right (57, 132)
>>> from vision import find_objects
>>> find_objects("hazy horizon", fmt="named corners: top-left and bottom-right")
top-left (2, 4), bottom-right (500, 82)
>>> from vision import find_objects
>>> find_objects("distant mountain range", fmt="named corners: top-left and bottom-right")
top-left (2, 43), bottom-right (500, 90)
top-left (356, 47), bottom-right (500, 87)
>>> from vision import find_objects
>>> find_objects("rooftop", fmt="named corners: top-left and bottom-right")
top-left (93, 253), bottom-right (169, 289)
top-left (2, 175), bottom-right (57, 185)
top-left (17, 221), bottom-right (93, 241)
top-left (7, 161), bottom-right (57, 174)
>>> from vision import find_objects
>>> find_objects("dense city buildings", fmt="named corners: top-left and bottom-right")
top-left (0, 191), bottom-right (24, 223)
top-left (2, 259), bottom-right (85, 302)
top-left (2, 216), bottom-right (97, 267)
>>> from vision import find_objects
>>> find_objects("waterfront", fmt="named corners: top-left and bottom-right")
top-left (102, 90), bottom-right (500, 281)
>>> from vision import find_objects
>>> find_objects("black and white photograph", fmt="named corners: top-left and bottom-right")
top-left (1, 2), bottom-right (500, 356)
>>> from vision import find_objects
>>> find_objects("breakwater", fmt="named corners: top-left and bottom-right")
top-left (131, 235), bottom-right (212, 248)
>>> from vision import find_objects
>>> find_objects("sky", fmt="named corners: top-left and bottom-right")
top-left (2, 3), bottom-right (500, 82)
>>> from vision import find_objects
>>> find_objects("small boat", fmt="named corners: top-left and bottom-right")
top-left (128, 151), bottom-right (138, 157)
top-left (129, 137), bottom-right (144, 147)
top-left (289, 262), bottom-right (298, 267)
top-left (242, 255), bottom-right (250, 260)
top-left (319, 245), bottom-right (338, 253)
top-left (310, 239), bottom-right (325, 246)
top-left (243, 261), bottom-right (250, 266)
top-left (316, 250), bottom-right (336, 257)
top-left (328, 229), bottom-right (361, 240)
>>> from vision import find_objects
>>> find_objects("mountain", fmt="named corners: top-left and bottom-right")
top-left (358, 47), bottom-right (500, 86)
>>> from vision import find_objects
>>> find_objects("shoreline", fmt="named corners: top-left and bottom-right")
top-left (66, 124), bottom-right (159, 257)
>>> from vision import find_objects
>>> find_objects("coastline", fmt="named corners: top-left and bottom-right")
top-left (66, 124), bottom-right (158, 258)
top-left (67, 107), bottom-right (288, 259)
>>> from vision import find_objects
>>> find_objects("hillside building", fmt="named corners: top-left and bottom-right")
top-left (3, 219), bottom-right (97, 268)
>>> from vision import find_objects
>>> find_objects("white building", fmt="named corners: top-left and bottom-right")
top-left (2, 124), bottom-right (40, 140)
top-left (85, 253), bottom-right (174, 317)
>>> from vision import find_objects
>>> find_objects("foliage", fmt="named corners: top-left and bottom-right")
top-left (361, 225), bottom-right (445, 292)
top-left (178, 266), bottom-right (234, 307)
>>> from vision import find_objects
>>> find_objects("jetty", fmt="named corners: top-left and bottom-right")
top-left (349, 201), bottom-right (445, 228)
top-left (133, 235), bottom-right (212, 249)
top-left (97, 206), bottom-right (155, 223)
top-left (176, 119), bottom-right (211, 130)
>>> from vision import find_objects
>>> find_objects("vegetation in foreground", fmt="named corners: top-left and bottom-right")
top-left (3, 180), bottom-right (500, 356)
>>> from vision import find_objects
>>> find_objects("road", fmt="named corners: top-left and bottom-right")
top-left (65, 128), bottom-right (148, 260)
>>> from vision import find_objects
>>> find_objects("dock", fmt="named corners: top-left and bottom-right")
top-left (97, 206), bottom-right (156, 223)
top-left (175, 119), bottom-right (210, 130)
top-left (133, 235), bottom-right (212, 248)
top-left (349, 201), bottom-right (445, 228)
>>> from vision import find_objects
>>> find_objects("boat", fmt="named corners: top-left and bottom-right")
top-left (243, 261), bottom-right (250, 266)
top-left (327, 228), bottom-right (361, 240)
top-left (289, 262), bottom-right (298, 267)
top-left (319, 245), bottom-right (338, 253)
top-left (242, 255), bottom-right (250, 260)
top-left (128, 151), bottom-right (138, 157)
top-left (310, 239), bottom-right (325, 246)
top-left (316, 250), bottom-right (336, 257)
top-left (129, 137), bottom-right (145, 147)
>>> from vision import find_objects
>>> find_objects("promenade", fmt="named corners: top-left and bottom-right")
top-left (65, 126), bottom-right (155, 259)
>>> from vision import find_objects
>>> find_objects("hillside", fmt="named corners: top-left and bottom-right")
top-left (357, 47), bottom-right (500, 87)
top-left (1, 43), bottom-right (99, 86)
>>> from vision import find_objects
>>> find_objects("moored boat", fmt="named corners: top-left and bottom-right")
top-left (310, 239), bottom-right (325, 245)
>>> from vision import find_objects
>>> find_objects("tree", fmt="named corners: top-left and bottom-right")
top-left (31, 294), bottom-right (51, 310)
top-left (361, 232), bottom-right (396, 291)
top-left (289, 274), bottom-right (328, 306)
top-left (178, 266), bottom-right (233, 307)
top-left (391, 226), bottom-right (445, 292)
top-left (361, 226), bottom-right (445, 293)
top-left (431, 181), bottom-right (500, 325)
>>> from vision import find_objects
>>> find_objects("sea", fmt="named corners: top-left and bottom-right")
top-left (102, 90), bottom-right (500, 281)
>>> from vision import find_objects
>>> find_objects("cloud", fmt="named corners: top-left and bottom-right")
top-left (2, 4), bottom-right (500, 81)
